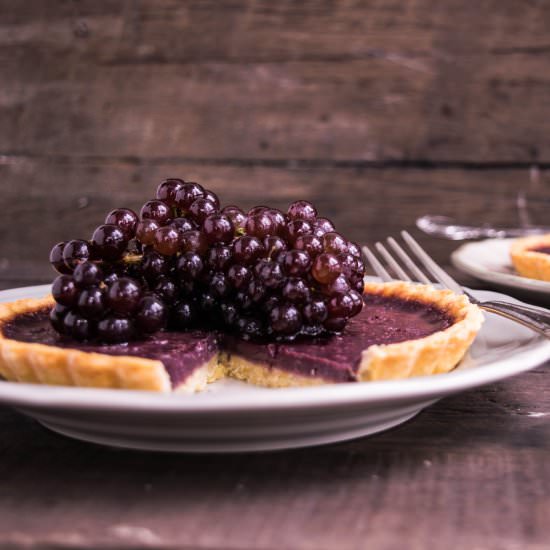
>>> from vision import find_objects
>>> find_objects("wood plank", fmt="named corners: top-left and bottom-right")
top-left (2, 1), bottom-right (550, 162)
top-left (1, 157), bottom-right (545, 283)
top-left (0, 363), bottom-right (549, 549)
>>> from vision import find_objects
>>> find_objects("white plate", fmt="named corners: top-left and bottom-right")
top-left (452, 238), bottom-right (550, 297)
top-left (0, 284), bottom-right (549, 453)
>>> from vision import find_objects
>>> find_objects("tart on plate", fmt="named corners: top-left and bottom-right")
top-left (0, 281), bottom-right (483, 392)
top-left (510, 234), bottom-right (550, 282)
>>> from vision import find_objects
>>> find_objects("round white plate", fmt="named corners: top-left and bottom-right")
top-left (452, 238), bottom-right (550, 297)
top-left (1, 284), bottom-right (549, 453)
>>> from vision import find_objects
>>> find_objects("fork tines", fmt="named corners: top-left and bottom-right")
top-left (362, 231), bottom-right (464, 295)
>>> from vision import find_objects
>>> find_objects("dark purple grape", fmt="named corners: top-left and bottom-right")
top-left (106, 277), bottom-right (142, 314)
top-left (227, 264), bottom-right (251, 290)
top-left (77, 286), bottom-right (105, 319)
top-left (348, 241), bottom-right (361, 258)
top-left (313, 217), bottom-right (335, 237)
top-left (97, 316), bottom-right (134, 343)
top-left (239, 317), bottom-right (263, 339)
top-left (105, 208), bottom-right (139, 239)
top-left (135, 219), bottom-right (160, 246)
top-left (153, 225), bottom-right (180, 256)
top-left (351, 274), bottom-right (365, 292)
top-left (282, 250), bottom-right (311, 276)
top-left (73, 261), bottom-right (103, 288)
top-left (63, 311), bottom-right (94, 341)
top-left (203, 214), bottom-right (233, 244)
top-left (323, 316), bottom-right (347, 332)
top-left (156, 178), bottom-right (184, 206)
top-left (220, 302), bottom-right (238, 325)
top-left (267, 209), bottom-right (287, 236)
top-left (287, 200), bottom-right (317, 222)
top-left (52, 275), bottom-right (78, 307)
top-left (203, 189), bottom-right (220, 209)
top-left (262, 295), bottom-right (281, 314)
top-left (327, 293), bottom-right (354, 318)
top-left (171, 300), bottom-right (196, 329)
top-left (179, 230), bottom-right (208, 255)
top-left (62, 239), bottom-right (92, 270)
top-left (270, 304), bottom-right (302, 335)
top-left (177, 251), bottom-right (204, 280)
top-left (209, 272), bottom-right (230, 298)
top-left (348, 289), bottom-right (364, 316)
top-left (49, 303), bottom-right (69, 333)
top-left (221, 205), bottom-right (246, 232)
top-left (232, 236), bottom-right (264, 265)
top-left (263, 236), bottom-right (287, 259)
top-left (141, 251), bottom-right (168, 281)
top-left (140, 200), bottom-right (171, 224)
top-left (248, 279), bottom-right (267, 303)
top-left (286, 220), bottom-right (313, 244)
top-left (339, 253), bottom-right (358, 277)
top-left (303, 299), bottom-right (328, 324)
top-left (281, 278), bottom-right (311, 303)
top-left (189, 198), bottom-right (218, 224)
top-left (235, 290), bottom-right (254, 311)
top-left (103, 270), bottom-right (120, 287)
top-left (294, 234), bottom-right (323, 257)
top-left (154, 276), bottom-right (178, 302)
top-left (323, 274), bottom-right (351, 296)
top-left (135, 295), bottom-right (167, 333)
top-left (175, 182), bottom-right (205, 210)
top-left (199, 291), bottom-right (217, 312)
top-left (170, 217), bottom-right (195, 235)
top-left (207, 245), bottom-right (232, 271)
top-left (312, 253), bottom-right (341, 284)
top-left (248, 206), bottom-right (269, 217)
top-left (245, 212), bottom-right (274, 239)
top-left (255, 260), bottom-right (285, 288)
top-left (323, 232), bottom-right (348, 255)
top-left (49, 242), bottom-right (72, 274)
top-left (92, 224), bottom-right (127, 261)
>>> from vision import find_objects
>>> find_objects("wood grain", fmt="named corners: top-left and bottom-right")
top-left (2, 1), bottom-right (550, 162)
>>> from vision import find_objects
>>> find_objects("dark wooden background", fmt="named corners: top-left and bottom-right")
top-left (1, 1), bottom-right (550, 549)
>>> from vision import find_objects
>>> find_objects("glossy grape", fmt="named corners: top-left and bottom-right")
top-left (140, 200), bottom-right (171, 224)
top-left (207, 245), bottom-right (232, 271)
top-left (232, 236), bottom-right (264, 265)
top-left (63, 239), bottom-right (92, 270)
top-left (327, 293), bottom-right (354, 318)
top-left (135, 219), bottom-right (160, 246)
top-left (153, 225), bottom-right (180, 256)
top-left (189, 198), bottom-right (218, 224)
top-left (286, 220), bottom-right (313, 244)
top-left (154, 276), bottom-right (178, 302)
top-left (64, 311), bottom-right (94, 341)
top-left (254, 259), bottom-right (285, 288)
top-left (77, 286), bottom-right (105, 319)
top-left (179, 230), bottom-right (208, 255)
top-left (106, 277), bottom-right (142, 314)
top-left (222, 205), bottom-right (246, 232)
top-left (294, 234), bottom-right (323, 257)
top-left (171, 300), bottom-right (196, 329)
top-left (105, 208), bottom-right (138, 239)
top-left (303, 298), bottom-right (328, 324)
top-left (175, 182), bottom-right (205, 210)
top-left (49, 303), bottom-right (68, 332)
top-left (136, 295), bottom-right (167, 333)
top-left (312, 217), bottom-right (335, 237)
top-left (203, 189), bottom-right (220, 209)
top-left (97, 316), bottom-right (134, 343)
top-left (177, 251), bottom-right (204, 280)
top-left (52, 275), bottom-right (78, 307)
top-left (73, 261), bottom-right (103, 288)
top-left (281, 278), bottom-right (310, 303)
top-left (49, 242), bottom-right (71, 274)
top-left (209, 272), bottom-right (230, 298)
top-left (156, 178), bottom-right (184, 206)
top-left (227, 264), bottom-right (251, 289)
top-left (245, 212), bottom-right (274, 239)
top-left (141, 251), bottom-right (168, 281)
top-left (282, 250), bottom-right (311, 276)
top-left (312, 253), bottom-right (341, 284)
top-left (270, 304), bottom-right (302, 335)
top-left (263, 236), bottom-right (287, 259)
top-left (287, 200), bottom-right (317, 222)
top-left (92, 224), bottom-right (127, 261)
top-left (323, 232), bottom-right (348, 255)
top-left (203, 214), bottom-right (234, 244)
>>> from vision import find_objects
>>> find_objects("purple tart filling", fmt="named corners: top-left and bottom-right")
top-left (227, 293), bottom-right (453, 382)
top-left (2, 294), bottom-right (453, 385)
top-left (2, 308), bottom-right (219, 387)
top-left (530, 245), bottom-right (550, 256)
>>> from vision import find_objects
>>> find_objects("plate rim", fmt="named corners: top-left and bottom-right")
top-left (0, 284), bottom-right (549, 413)
top-left (451, 238), bottom-right (550, 293)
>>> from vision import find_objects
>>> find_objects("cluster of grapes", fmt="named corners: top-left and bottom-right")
top-left (49, 179), bottom-right (365, 343)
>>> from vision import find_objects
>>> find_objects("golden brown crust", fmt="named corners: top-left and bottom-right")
top-left (0, 282), bottom-right (483, 391)
top-left (0, 296), bottom-right (171, 392)
top-left (510, 234), bottom-right (550, 281)
top-left (357, 281), bottom-right (483, 381)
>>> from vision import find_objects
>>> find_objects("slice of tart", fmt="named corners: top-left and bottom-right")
top-left (510, 234), bottom-right (550, 282)
top-left (0, 282), bottom-right (483, 392)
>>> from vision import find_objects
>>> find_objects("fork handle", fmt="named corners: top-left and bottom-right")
top-left (480, 301), bottom-right (550, 339)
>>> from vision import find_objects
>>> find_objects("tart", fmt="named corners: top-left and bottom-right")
top-left (0, 281), bottom-right (483, 392)
top-left (510, 234), bottom-right (550, 281)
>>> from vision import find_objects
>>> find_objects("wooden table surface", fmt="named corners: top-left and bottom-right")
top-left (2, 2), bottom-right (550, 548)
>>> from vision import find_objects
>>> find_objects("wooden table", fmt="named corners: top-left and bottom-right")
top-left (2, 2), bottom-right (550, 548)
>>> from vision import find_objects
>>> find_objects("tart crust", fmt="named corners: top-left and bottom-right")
top-left (510, 234), bottom-right (550, 281)
top-left (0, 282), bottom-right (483, 391)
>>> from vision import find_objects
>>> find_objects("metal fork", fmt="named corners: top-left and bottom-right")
top-left (362, 230), bottom-right (550, 339)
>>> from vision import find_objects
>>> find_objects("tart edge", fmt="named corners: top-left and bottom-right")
top-left (357, 281), bottom-right (484, 381)
top-left (510, 234), bottom-right (550, 282)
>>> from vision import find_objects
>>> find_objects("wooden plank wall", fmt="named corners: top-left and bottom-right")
top-left (1, 0), bottom-right (549, 285)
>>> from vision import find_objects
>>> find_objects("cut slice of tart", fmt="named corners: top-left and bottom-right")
top-left (510, 234), bottom-right (550, 282)
top-left (0, 282), bottom-right (483, 392)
